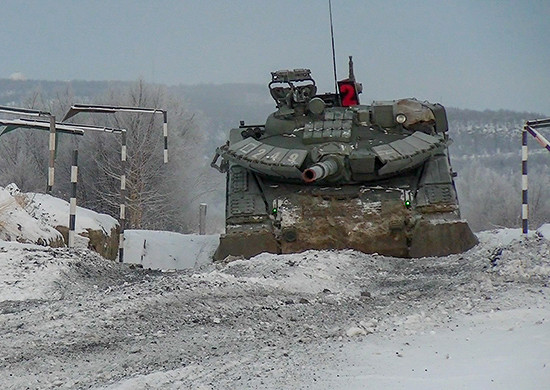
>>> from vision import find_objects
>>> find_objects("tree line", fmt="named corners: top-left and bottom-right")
top-left (1, 78), bottom-right (549, 234)
top-left (448, 111), bottom-right (550, 232)
top-left (0, 81), bottom-right (220, 233)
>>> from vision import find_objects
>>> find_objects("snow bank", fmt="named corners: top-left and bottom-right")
top-left (123, 230), bottom-right (217, 269)
top-left (1, 223), bottom-right (549, 389)
top-left (201, 249), bottom-right (367, 296)
top-left (476, 225), bottom-right (550, 246)
top-left (27, 191), bottom-right (119, 257)
top-left (29, 192), bottom-right (117, 235)
top-left (476, 227), bottom-right (524, 245)
top-left (0, 185), bottom-right (62, 245)
top-left (0, 183), bottom-right (119, 257)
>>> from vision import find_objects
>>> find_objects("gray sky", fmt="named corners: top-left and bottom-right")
top-left (1, 0), bottom-right (549, 114)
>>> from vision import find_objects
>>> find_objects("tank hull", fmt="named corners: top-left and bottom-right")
top-left (214, 160), bottom-right (478, 260)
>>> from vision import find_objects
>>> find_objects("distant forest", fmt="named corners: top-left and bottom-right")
top-left (1, 78), bottom-right (549, 233)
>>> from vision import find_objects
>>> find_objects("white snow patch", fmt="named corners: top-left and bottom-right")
top-left (279, 198), bottom-right (301, 227)
top-left (0, 240), bottom-right (64, 301)
top-left (477, 225), bottom-right (550, 246)
top-left (357, 199), bottom-right (381, 214)
top-left (0, 185), bottom-right (62, 245)
top-left (346, 326), bottom-right (368, 337)
top-left (477, 227), bottom-right (524, 246)
top-left (209, 250), bottom-right (364, 295)
top-left (0, 184), bottom-right (118, 249)
top-left (28, 192), bottom-right (117, 235)
top-left (537, 223), bottom-right (550, 240)
top-left (318, 309), bottom-right (550, 390)
top-left (123, 230), bottom-right (217, 270)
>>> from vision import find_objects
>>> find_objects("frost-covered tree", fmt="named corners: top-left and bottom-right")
top-left (456, 161), bottom-right (550, 231)
top-left (0, 81), bottom-right (217, 233)
top-left (73, 81), bottom-right (214, 232)
top-left (0, 87), bottom-right (75, 192)
top-left (0, 131), bottom-right (46, 192)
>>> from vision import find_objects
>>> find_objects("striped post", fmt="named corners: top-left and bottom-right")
top-left (521, 126), bottom-right (528, 235)
top-left (525, 125), bottom-right (550, 152)
top-left (68, 150), bottom-right (78, 248)
top-left (119, 130), bottom-right (127, 263)
top-left (521, 118), bottom-right (550, 236)
top-left (47, 115), bottom-right (56, 192)
top-left (163, 110), bottom-right (168, 163)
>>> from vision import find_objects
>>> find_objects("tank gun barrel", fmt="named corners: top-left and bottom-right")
top-left (302, 157), bottom-right (340, 183)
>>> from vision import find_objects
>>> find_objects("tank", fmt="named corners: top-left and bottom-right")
top-left (211, 58), bottom-right (478, 260)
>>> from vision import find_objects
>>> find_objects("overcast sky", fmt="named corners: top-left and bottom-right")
top-left (1, 0), bottom-right (549, 114)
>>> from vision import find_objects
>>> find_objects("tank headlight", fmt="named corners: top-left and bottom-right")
top-left (396, 113), bottom-right (407, 124)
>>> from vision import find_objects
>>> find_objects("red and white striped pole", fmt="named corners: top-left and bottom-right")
top-left (525, 124), bottom-right (550, 152)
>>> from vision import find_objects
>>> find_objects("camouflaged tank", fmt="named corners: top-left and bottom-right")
top-left (211, 59), bottom-right (477, 260)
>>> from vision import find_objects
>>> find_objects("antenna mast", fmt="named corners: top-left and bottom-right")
top-left (329, 0), bottom-right (339, 98)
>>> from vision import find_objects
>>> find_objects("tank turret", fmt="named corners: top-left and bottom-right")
top-left (212, 58), bottom-right (477, 260)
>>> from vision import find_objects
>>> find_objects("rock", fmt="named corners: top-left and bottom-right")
top-left (56, 225), bottom-right (120, 260)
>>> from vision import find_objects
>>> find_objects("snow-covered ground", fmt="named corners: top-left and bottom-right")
top-left (1, 184), bottom-right (549, 389)
top-left (1, 225), bottom-right (550, 389)
top-left (123, 230), bottom-right (217, 270)
top-left (0, 184), bottom-right (117, 249)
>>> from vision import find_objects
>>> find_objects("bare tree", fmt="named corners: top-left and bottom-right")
top-left (75, 81), bottom-right (214, 232)
top-left (0, 87), bottom-right (70, 192)
top-left (0, 81), bottom-right (217, 233)
top-left (0, 131), bottom-right (47, 191)
top-left (457, 161), bottom-right (550, 231)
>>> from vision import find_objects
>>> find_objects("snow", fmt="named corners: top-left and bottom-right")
top-left (476, 227), bottom-right (525, 246)
top-left (321, 309), bottom-right (550, 390)
top-left (29, 192), bottom-right (117, 235)
top-left (96, 235), bottom-right (550, 389)
top-left (0, 185), bottom-right (61, 244)
top-left (1, 191), bottom-right (550, 389)
top-left (538, 223), bottom-right (550, 240)
top-left (476, 224), bottom-right (550, 245)
top-left (123, 230), bottom-right (218, 269)
top-left (0, 240), bottom-right (64, 301)
top-left (0, 184), bottom-right (117, 249)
